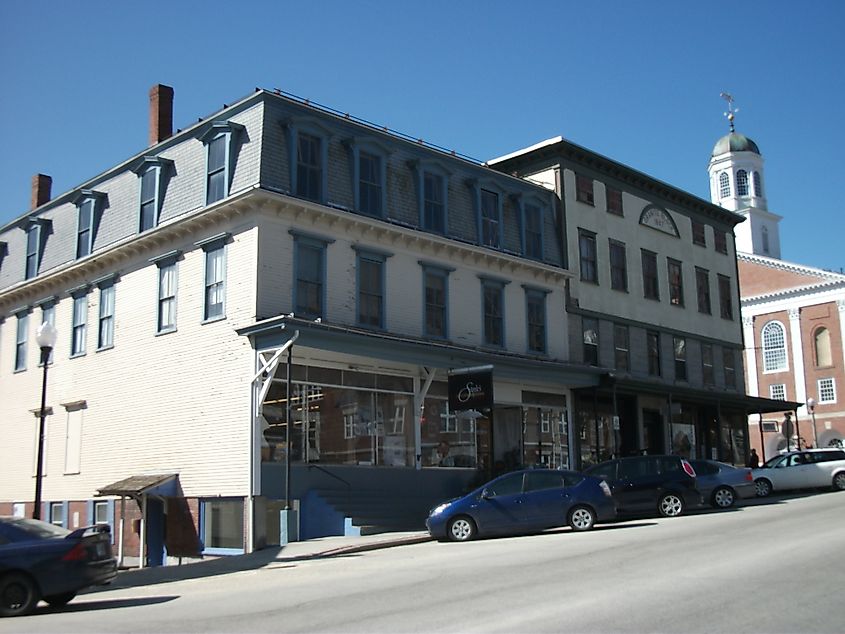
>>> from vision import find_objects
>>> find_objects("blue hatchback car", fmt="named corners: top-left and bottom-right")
top-left (426, 469), bottom-right (616, 542)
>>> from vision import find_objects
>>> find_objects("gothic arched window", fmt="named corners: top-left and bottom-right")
top-left (753, 171), bottom-right (763, 197)
top-left (736, 170), bottom-right (748, 196)
top-left (719, 172), bottom-right (730, 198)
top-left (815, 327), bottom-right (832, 367)
top-left (762, 321), bottom-right (788, 372)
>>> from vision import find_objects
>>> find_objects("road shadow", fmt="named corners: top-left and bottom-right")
top-left (84, 547), bottom-right (291, 593)
top-left (35, 595), bottom-right (179, 615)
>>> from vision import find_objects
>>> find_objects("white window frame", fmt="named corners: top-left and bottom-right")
top-left (98, 283), bottom-right (115, 350)
top-left (762, 321), bottom-right (788, 373)
top-left (70, 290), bottom-right (88, 358)
top-left (818, 378), bottom-right (836, 404)
top-left (769, 384), bottom-right (786, 401)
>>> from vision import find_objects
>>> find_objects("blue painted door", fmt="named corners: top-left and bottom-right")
top-left (146, 498), bottom-right (166, 567)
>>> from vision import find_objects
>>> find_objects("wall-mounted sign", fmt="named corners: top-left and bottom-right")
top-left (639, 205), bottom-right (680, 237)
top-left (448, 365), bottom-right (494, 414)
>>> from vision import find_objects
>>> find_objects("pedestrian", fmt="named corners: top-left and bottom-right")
top-left (746, 448), bottom-right (760, 468)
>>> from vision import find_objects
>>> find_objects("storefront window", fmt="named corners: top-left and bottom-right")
top-left (421, 389), bottom-right (483, 469)
top-left (202, 498), bottom-right (244, 551)
top-left (523, 407), bottom-right (569, 469)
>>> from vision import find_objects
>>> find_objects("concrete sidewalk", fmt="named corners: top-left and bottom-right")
top-left (92, 531), bottom-right (433, 593)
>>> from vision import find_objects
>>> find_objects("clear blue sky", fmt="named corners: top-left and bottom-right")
top-left (1, 0), bottom-right (843, 271)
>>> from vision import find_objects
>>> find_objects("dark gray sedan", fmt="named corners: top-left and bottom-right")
top-left (688, 460), bottom-right (756, 508)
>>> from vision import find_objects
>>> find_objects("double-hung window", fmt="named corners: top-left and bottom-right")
top-left (140, 168), bottom-right (158, 231)
top-left (724, 349), bottom-right (736, 388)
top-left (70, 289), bottom-right (88, 357)
top-left (582, 318), bottom-right (599, 366)
top-left (201, 121), bottom-right (243, 205)
top-left (24, 222), bottom-right (42, 280)
top-left (696, 268), bottom-right (711, 314)
top-left (579, 230), bottom-right (598, 283)
top-left (292, 231), bottom-right (333, 320)
top-left (151, 251), bottom-right (181, 334)
top-left (355, 248), bottom-right (390, 329)
top-left (525, 287), bottom-right (548, 354)
top-left (98, 281), bottom-right (115, 350)
top-left (77, 199), bottom-right (94, 258)
top-left (131, 157), bottom-right (171, 232)
top-left (347, 138), bottom-right (388, 217)
top-left (692, 220), bottom-right (706, 247)
top-left (423, 172), bottom-right (446, 233)
top-left (818, 378), bottom-right (836, 404)
top-left (718, 275), bottom-right (733, 319)
top-left (614, 324), bottom-right (629, 372)
top-left (667, 259), bottom-right (683, 306)
top-left (714, 230), bottom-right (728, 254)
top-left (481, 277), bottom-right (507, 347)
top-left (770, 384), bottom-right (786, 400)
top-left (609, 240), bottom-right (627, 291)
top-left (674, 336), bottom-right (687, 381)
top-left (358, 152), bottom-right (383, 216)
top-left (524, 204), bottom-right (543, 260)
top-left (297, 133), bottom-right (323, 202)
top-left (647, 331), bottom-right (661, 376)
top-left (14, 311), bottom-right (28, 372)
top-left (702, 343), bottom-right (715, 385)
top-left (641, 250), bottom-right (659, 300)
top-left (606, 186), bottom-right (623, 215)
top-left (762, 322), bottom-right (788, 372)
top-left (576, 174), bottom-right (594, 205)
top-left (196, 234), bottom-right (230, 322)
top-left (480, 189), bottom-right (501, 248)
top-left (422, 264), bottom-right (450, 339)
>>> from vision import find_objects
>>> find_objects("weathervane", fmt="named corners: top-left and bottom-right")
top-left (720, 92), bottom-right (738, 132)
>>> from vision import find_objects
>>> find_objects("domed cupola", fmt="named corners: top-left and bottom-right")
top-left (708, 93), bottom-right (781, 258)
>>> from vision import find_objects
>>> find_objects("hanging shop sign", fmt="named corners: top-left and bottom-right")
top-left (448, 365), bottom-right (494, 414)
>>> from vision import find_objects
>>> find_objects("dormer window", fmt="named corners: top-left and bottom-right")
top-left (200, 121), bottom-right (244, 205)
top-left (736, 170), bottom-right (748, 196)
top-left (131, 156), bottom-right (172, 233)
top-left (72, 190), bottom-right (106, 258)
top-left (410, 158), bottom-right (451, 235)
top-left (345, 137), bottom-right (390, 218)
top-left (23, 218), bottom-right (50, 280)
top-left (284, 117), bottom-right (331, 204)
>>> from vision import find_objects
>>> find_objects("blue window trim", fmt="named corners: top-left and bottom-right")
top-left (345, 137), bottom-right (391, 218)
top-left (151, 250), bottom-right (182, 335)
top-left (409, 159), bottom-right (451, 235)
top-left (69, 286), bottom-right (89, 358)
top-left (199, 121), bottom-right (244, 206)
top-left (0, 241), bottom-right (7, 274)
top-left (467, 179), bottom-right (505, 250)
top-left (283, 116), bottom-right (332, 204)
top-left (87, 499), bottom-right (116, 543)
top-left (353, 246), bottom-right (392, 329)
top-left (419, 261), bottom-right (453, 340)
top-left (514, 193), bottom-right (547, 261)
top-left (523, 285), bottom-right (550, 355)
top-left (479, 275), bottom-right (510, 349)
top-left (130, 156), bottom-right (172, 233)
top-left (290, 230), bottom-right (334, 320)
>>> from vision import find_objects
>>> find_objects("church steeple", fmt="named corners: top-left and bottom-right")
top-left (708, 93), bottom-right (782, 258)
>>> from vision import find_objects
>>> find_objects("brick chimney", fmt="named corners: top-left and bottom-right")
top-left (31, 174), bottom-right (52, 209)
top-left (149, 84), bottom-right (174, 146)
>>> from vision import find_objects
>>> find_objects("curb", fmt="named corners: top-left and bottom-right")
top-left (280, 534), bottom-right (434, 561)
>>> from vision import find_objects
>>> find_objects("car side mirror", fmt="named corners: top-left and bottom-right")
top-left (481, 488), bottom-right (492, 499)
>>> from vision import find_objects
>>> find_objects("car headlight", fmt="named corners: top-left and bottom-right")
top-left (430, 503), bottom-right (450, 516)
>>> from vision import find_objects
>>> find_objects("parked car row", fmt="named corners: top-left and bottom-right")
top-left (427, 449), bottom-right (845, 542)
top-left (0, 517), bottom-right (117, 617)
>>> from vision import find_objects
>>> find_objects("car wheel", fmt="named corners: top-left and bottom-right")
top-left (44, 591), bottom-right (77, 607)
top-left (568, 505), bottom-right (596, 531)
top-left (832, 472), bottom-right (845, 491)
top-left (658, 493), bottom-right (684, 517)
top-left (447, 516), bottom-right (477, 542)
top-left (712, 486), bottom-right (736, 509)
top-left (755, 478), bottom-right (772, 498)
top-left (0, 572), bottom-right (40, 617)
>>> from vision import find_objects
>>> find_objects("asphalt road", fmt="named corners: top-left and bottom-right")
top-left (5, 492), bottom-right (845, 633)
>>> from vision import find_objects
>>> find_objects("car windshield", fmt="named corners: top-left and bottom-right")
top-left (2, 517), bottom-right (70, 540)
top-left (761, 455), bottom-right (786, 469)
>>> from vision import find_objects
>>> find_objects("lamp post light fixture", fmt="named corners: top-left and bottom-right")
top-left (33, 321), bottom-right (58, 520)
top-left (807, 397), bottom-right (819, 449)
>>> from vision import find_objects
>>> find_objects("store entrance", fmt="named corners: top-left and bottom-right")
top-left (492, 406), bottom-right (522, 476)
top-left (643, 409), bottom-right (665, 454)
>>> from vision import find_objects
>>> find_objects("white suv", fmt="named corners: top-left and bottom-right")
top-left (753, 448), bottom-right (845, 497)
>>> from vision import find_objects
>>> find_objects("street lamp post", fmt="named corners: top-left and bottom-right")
top-left (807, 397), bottom-right (818, 449)
top-left (33, 321), bottom-right (58, 521)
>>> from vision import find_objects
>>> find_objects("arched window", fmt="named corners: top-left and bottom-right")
top-left (753, 171), bottom-right (763, 197)
top-left (719, 172), bottom-right (730, 198)
top-left (762, 321), bottom-right (788, 372)
top-left (815, 327), bottom-right (832, 367)
top-left (736, 170), bottom-right (748, 196)
top-left (762, 226), bottom-right (770, 254)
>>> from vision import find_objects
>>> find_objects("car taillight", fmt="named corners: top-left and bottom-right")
top-left (599, 480), bottom-right (612, 497)
top-left (681, 460), bottom-right (696, 477)
top-left (62, 542), bottom-right (89, 561)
